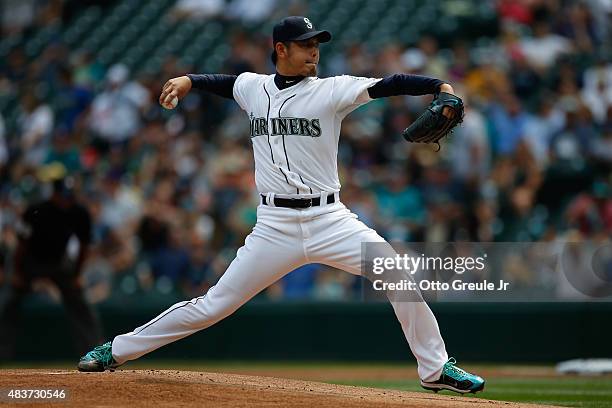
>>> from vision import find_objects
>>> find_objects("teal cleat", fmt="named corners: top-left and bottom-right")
top-left (77, 341), bottom-right (121, 372)
top-left (421, 357), bottom-right (485, 394)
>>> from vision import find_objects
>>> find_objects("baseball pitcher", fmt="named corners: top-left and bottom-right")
top-left (78, 16), bottom-right (483, 394)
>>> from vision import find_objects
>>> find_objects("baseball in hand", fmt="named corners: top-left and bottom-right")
top-left (163, 96), bottom-right (179, 110)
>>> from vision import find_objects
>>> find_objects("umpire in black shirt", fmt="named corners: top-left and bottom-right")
top-left (0, 177), bottom-right (102, 358)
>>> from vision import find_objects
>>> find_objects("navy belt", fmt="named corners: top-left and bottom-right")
top-left (261, 194), bottom-right (336, 208)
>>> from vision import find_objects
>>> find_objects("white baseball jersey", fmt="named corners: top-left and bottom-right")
top-left (233, 73), bottom-right (381, 195)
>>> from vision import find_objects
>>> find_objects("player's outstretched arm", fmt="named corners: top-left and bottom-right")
top-left (366, 74), bottom-right (458, 119)
top-left (158, 74), bottom-right (238, 109)
top-left (367, 73), bottom-right (448, 98)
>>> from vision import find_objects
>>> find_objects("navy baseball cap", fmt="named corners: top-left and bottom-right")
top-left (271, 16), bottom-right (331, 64)
top-left (273, 16), bottom-right (332, 44)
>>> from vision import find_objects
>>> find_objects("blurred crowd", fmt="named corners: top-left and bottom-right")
top-left (0, 0), bottom-right (610, 305)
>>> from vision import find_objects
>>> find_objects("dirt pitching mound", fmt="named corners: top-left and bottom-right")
top-left (0, 369), bottom-right (559, 408)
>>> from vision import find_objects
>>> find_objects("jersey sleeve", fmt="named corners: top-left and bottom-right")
top-left (331, 75), bottom-right (382, 117)
top-left (232, 72), bottom-right (261, 111)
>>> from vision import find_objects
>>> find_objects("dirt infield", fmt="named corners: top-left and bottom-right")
top-left (0, 369), bottom-right (561, 408)
top-left (195, 364), bottom-right (560, 382)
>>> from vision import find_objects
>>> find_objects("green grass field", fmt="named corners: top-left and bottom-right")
top-left (3, 361), bottom-right (611, 407)
top-left (333, 377), bottom-right (612, 408)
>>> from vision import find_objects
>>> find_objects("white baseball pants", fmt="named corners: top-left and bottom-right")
top-left (112, 194), bottom-right (448, 381)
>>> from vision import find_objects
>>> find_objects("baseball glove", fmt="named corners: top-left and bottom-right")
top-left (401, 92), bottom-right (464, 150)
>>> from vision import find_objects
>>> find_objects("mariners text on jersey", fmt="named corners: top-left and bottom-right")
top-left (250, 114), bottom-right (322, 138)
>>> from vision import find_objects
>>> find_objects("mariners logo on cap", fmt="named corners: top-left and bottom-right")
top-left (304, 17), bottom-right (313, 29)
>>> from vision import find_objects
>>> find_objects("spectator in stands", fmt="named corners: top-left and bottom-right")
top-left (55, 65), bottom-right (93, 132)
top-left (488, 92), bottom-right (530, 155)
top-left (373, 170), bottom-right (425, 242)
top-left (225, 0), bottom-right (277, 24)
top-left (72, 51), bottom-right (105, 89)
top-left (169, 0), bottom-right (224, 21)
top-left (44, 127), bottom-right (82, 173)
top-left (590, 111), bottom-right (612, 165)
top-left (581, 59), bottom-right (612, 124)
top-left (549, 104), bottom-right (597, 163)
top-left (98, 169), bottom-right (143, 237)
top-left (137, 214), bottom-right (190, 294)
top-left (565, 181), bottom-right (612, 236)
top-left (522, 98), bottom-right (565, 168)
top-left (0, 0), bottom-right (35, 35)
top-left (88, 64), bottom-right (149, 150)
top-left (556, 2), bottom-right (599, 53)
top-left (18, 90), bottom-right (54, 167)
top-left (449, 104), bottom-right (491, 183)
top-left (519, 20), bottom-right (572, 71)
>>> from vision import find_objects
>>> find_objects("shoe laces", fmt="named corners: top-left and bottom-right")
top-left (444, 357), bottom-right (469, 380)
top-left (86, 342), bottom-right (113, 364)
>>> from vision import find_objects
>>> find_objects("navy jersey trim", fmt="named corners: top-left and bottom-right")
top-left (278, 94), bottom-right (298, 194)
top-left (278, 93), bottom-right (314, 195)
top-left (299, 174), bottom-right (313, 194)
top-left (262, 85), bottom-right (275, 163)
top-left (263, 84), bottom-right (290, 188)
top-left (131, 291), bottom-right (209, 336)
